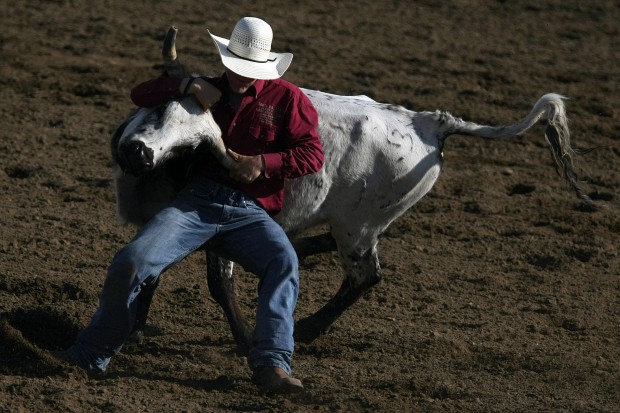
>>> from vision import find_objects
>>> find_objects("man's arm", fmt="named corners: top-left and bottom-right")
top-left (130, 77), bottom-right (184, 107)
top-left (131, 77), bottom-right (221, 110)
top-left (262, 92), bottom-right (324, 180)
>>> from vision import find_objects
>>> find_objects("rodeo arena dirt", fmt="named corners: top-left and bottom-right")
top-left (1, 1), bottom-right (618, 412)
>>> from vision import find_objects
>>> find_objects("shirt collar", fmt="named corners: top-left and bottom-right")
top-left (252, 79), bottom-right (267, 97)
top-left (219, 73), bottom-right (266, 99)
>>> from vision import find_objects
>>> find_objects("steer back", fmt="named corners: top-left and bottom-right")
top-left (275, 89), bottom-right (445, 245)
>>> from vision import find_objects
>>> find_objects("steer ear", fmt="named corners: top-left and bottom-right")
top-left (162, 26), bottom-right (187, 77)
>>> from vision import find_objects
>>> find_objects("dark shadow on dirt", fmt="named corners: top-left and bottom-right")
top-left (0, 306), bottom-right (81, 377)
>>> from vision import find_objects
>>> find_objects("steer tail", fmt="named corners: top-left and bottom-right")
top-left (440, 93), bottom-right (589, 201)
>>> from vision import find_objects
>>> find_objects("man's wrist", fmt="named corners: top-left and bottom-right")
top-left (257, 155), bottom-right (266, 180)
top-left (181, 78), bottom-right (195, 96)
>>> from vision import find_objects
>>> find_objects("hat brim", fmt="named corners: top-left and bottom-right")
top-left (208, 31), bottom-right (292, 80)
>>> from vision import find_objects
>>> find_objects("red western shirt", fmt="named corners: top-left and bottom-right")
top-left (130, 75), bottom-right (324, 214)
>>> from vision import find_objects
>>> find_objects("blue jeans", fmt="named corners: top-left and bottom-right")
top-left (68, 179), bottom-right (299, 375)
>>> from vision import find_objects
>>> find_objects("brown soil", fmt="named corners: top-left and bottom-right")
top-left (1, 1), bottom-right (618, 412)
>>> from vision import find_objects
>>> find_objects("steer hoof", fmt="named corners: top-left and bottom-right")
top-left (234, 339), bottom-right (252, 357)
top-left (231, 325), bottom-right (253, 356)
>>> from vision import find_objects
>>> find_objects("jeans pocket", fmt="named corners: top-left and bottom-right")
top-left (185, 181), bottom-right (219, 201)
top-left (245, 199), bottom-right (265, 212)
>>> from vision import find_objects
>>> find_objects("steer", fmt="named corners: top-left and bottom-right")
top-left (112, 28), bottom-right (587, 350)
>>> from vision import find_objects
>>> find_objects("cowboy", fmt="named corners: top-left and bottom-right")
top-left (55, 17), bottom-right (324, 394)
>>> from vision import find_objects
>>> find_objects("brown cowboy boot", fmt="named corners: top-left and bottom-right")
top-left (251, 366), bottom-right (304, 394)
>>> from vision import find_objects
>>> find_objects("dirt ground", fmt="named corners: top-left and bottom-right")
top-left (1, 1), bottom-right (618, 412)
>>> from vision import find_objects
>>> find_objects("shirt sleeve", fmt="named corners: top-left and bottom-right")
top-left (262, 91), bottom-right (324, 180)
top-left (130, 77), bottom-right (185, 107)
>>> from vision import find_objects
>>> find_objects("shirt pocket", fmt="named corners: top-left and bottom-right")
top-left (249, 124), bottom-right (278, 152)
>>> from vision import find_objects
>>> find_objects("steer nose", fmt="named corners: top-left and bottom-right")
top-left (121, 140), bottom-right (154, 173)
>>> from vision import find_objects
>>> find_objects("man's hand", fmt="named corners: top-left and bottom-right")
top-left (227, 148), bottom-right (265, 183)
top-left (180, 78), bottom-right (222, 111)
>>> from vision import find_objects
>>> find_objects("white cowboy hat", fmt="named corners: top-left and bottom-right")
top-left (208, 17), bottom-right (293, 80)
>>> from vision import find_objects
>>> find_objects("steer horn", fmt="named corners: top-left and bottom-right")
top-left (162, 26), bottom-right (186, 77)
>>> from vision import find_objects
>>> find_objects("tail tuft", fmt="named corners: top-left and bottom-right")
top-left (441, 93), bottom-right (590, 202)
top-left (541, 95), bottom-right (591, 202)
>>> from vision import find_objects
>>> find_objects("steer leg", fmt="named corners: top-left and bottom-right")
top-left (205, 232), bottom-right (337, 353)
top-left (205, 251), bottom-right (253, 354)
top-left (291, 232), bottom-right (338, 260)
top-left (295, 244), bottom-right (382, 343)
top-left (127, 276), bottom-right (160, 344)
